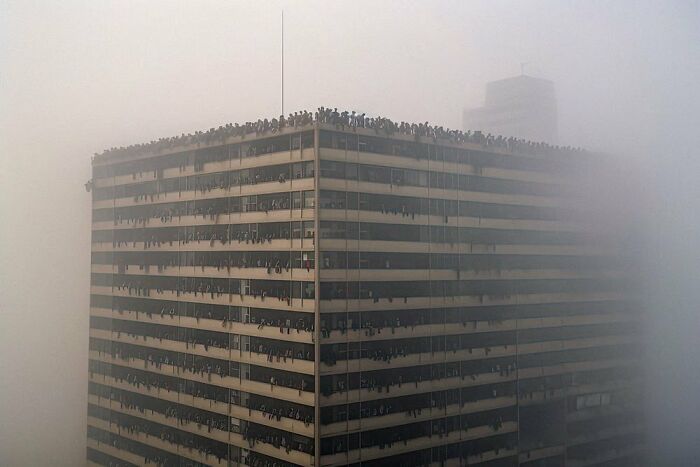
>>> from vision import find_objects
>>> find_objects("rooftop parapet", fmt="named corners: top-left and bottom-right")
top-left (94, 107), bottom-right (586, 164)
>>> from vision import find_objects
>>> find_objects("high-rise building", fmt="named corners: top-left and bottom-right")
top-left (464, 75), bottom-right (558, 144)
top-left (87, 110), bottom-right (644, 467)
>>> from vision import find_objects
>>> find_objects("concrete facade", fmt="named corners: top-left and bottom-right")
top-left (87, 118), bottom-right (644, 466)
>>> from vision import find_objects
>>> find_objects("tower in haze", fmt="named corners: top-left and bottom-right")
top-left (86, 109), bottom-right (644, 467)
top-left (464, 75), bottom-right (558, 144)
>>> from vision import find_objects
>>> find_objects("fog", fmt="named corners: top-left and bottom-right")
top-left (0, 1), bottom-right (698, 465)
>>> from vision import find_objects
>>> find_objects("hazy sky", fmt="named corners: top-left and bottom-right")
top-left (1, 1), bottom-right (698, 465)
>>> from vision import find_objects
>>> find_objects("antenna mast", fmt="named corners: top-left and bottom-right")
top-left (281, 10), bottom-right (284, 116)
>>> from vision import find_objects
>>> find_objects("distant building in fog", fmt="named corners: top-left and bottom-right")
top-left (464, 74), bottom-right (558, 144)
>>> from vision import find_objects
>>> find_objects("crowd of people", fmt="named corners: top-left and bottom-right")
top-left (112, 303), bottom-right (314, 334)
top-left (120, 390), bottom-right (307, 450)
top-left (120, 252), bottom-right (297, 275)
top-left (242, 425), bottom-right (313, 455)
top-left (107, 222), bottom-right (304, 250)
top-left (115, 346), bottom-right (229, 381)
top-left (97, 414), bottom-right (227, 463)
top-left (256, 403), bottom-right (312, 427)
top-left (111, 204), bottom-right (293, 238)
top-left (97, 107), bottom-right (584, 161)
top-left (99, 160), bottom-right (308, 206)
top-left (322, 316), bottom-right (505, 337)
top-left (254, 341), bottom-right (312, 363)
top-left (112, 230), bottom-right (288, 249)
top-left (113, 278), bottom-right (305, 305)
top-left (89, 427), bottom-right (208, 466)
top-left (107, 389), bottom-right (230, 436)
top-left (322, 341), bottom-right (515, 367)
top-left (100, 405), bottom-right (315, 464)
top-left (101, 324), bottom-right (313, 371)
top-left (93, 341), bottom-right (311, 395)
top-left (94, 360), bottom-right (315, 429)
top-left (329, 411), bottom-right (510, 454)
top-left (252, 316), bottom-right (314, 334)
top-left (324, 360), bottom-right (517, 397)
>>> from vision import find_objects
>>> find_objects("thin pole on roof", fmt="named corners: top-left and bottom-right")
top-left (281, 10), bottom-right (284, 116)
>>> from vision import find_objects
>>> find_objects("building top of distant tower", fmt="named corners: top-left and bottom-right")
top-left (484, 75), bottom-right (556, 108)
top-left (465, 75), bottom-right (559, 145)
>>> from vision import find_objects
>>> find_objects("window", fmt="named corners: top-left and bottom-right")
top-left (230, 417), bottom-right (241, 433)
top-left (320, 160), bottom-right (346, 179)
top-left (303, 221), bottom-right (315, 238)
top-left (292, 192), bottom-right (302, 209)
top-left (303, 191), bottom-right (315, 208)
top-left (292, 221), bottom-right (302, 239)
top-left (320, 191), bottom-right (345, 209)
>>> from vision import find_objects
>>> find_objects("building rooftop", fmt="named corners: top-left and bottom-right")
top-left (95, 107), bottom-right (584, 164)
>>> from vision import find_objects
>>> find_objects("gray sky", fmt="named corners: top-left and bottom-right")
top-left (1, 1), bottom-right (698, 465)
